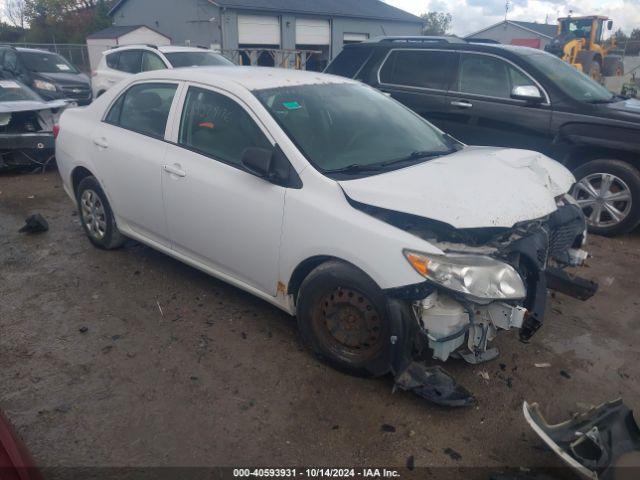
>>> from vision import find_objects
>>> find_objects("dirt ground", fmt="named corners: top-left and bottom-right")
top-left (1, 170), bottom-right (639, 478)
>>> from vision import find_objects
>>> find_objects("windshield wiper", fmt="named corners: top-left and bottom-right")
top-left (326, 149), bottom-right (457, 175)
top-left (379, 149), bottom-right (455, 167)
top-left (325, 163), bottom-right (387, 174)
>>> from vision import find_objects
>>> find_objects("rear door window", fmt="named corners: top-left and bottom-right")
top-left (117, 50), bottom-right (142, 74)
top-left (458, 53), bottom-right (537, 99)
top-left (325, 46), bottom-right (373, 78)
top-left (379, 50), bottom-right (457, 91)
top-left (105, 83), bottom-right (178, 139)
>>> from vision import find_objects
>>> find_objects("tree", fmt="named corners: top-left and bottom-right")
top-left (23, 0), bottom-right (114, 43)
top-left (420, 11), bottom-right (452, 36)
top-left (0, 22), bottom-right (27, 42)
top-left (4, 0), bottom-right (27, 30)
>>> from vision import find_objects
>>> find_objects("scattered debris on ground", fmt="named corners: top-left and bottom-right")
top-left (18, 213), bottom-right (48, 234)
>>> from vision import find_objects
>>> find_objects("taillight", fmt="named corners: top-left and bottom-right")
top-left (91, 70), bottom-right (97, 77)
top-left (53, 124), bottom-right (60, 140)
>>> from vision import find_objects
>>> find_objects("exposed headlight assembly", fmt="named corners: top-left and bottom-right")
top-left (404, 250), bottom-right (526, 300)
top-left (34, 79), bottom-right (57, 92)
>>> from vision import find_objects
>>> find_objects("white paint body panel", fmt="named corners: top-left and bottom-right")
top-left (340, 146), bottom-right (575, 229)
top-left (296, 19), bottom-right (331, 45)
top-left (238, 15), bottom-right (281, 45)
top-left (56, 67), bottom-right (575, 316)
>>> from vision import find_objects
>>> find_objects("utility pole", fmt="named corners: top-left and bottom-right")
top-left (505, 1), bottom-right (511, 21)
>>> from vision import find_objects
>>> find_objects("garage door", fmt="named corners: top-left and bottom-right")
top-left (238, 15), bottom-right (280, 45)
top-left (296, 18), bottom-right (330, 45)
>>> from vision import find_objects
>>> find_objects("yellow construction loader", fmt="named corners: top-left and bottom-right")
top-left (544, 15), bottom-right (624, 81)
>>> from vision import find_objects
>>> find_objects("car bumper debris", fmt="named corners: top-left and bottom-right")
top-left (523, 399), bottom-right (640, 480)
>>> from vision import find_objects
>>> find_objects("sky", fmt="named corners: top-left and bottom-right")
top-left (385, 0), bottom-right (640, 36)
top-left (1, 0), bottom-right (638, 37)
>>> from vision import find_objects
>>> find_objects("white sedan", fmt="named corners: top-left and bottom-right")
top-left (55, 67), bottom-right (594, 406)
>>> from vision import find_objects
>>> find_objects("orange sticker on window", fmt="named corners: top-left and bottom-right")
top-left (198, 121), bottom-right (215, 129)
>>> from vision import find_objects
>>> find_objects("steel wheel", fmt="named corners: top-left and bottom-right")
top-left (311, 287), bottom-right (384, 364)
top-left (572, 173), bottom-right (633, 228)
top-left (80, 189), bottom-right (107, 240)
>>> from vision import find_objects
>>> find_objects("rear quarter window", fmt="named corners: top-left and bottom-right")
top-left (106, 52), bottom-right (120, 69)
top-left (325, 47), bottom-right (373, 78)
top-left (379, 50), bottom-right (458, 91)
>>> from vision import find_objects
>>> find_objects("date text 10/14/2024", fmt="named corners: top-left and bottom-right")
top-left (233, 469), bottom-right (402, 478)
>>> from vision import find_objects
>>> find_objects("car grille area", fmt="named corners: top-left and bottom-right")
top-left (545, 204), bottom-right (585, 262)
top-left (60, 85), bottom-right (92, 101)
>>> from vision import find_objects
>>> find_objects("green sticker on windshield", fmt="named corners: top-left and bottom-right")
top-left (282, 101), bottom-right (302, 110)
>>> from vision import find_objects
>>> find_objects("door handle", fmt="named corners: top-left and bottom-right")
top-left (162, 164), bottom-right (186, 178)
top-left (451, 100), bottom-right (473, 109)
top-left (92, 137), bottom-right (108, 149)
top-left (107, 79), bottom-right (116, 84)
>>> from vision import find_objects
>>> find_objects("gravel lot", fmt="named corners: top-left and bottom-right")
top-left (1, 170), bottom-right (639, 478)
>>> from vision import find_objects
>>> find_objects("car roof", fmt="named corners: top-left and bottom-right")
top-left (344, 39), bottom-right (545, 57)
top-left (105, 45), bottom-right (220, 55)
top-left (134, 66), bottom-right (357, 91)
top-left (15, 47), bottom-right (62, 54)
top-left (158, 46), bottom-right (217, 53)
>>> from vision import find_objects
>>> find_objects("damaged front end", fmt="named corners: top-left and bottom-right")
top-left (0, 80), bottom-right (71, 171)
top-left (354, 196), bottom-right (598, 406)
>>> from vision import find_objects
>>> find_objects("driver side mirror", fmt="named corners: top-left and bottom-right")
top-left (511, 85), bottom-right (544, 103)
top-left (241, 144), bottom-right (302, 188)
top-left (607, 20), bottom-right (613, 31)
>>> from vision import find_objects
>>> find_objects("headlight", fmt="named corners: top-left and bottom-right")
top-left (404, 250), bottom-right (526, 300)
top-left (34, 79), bottom-right (57, 92)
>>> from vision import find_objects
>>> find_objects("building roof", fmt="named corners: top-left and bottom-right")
top-left (466, 20), bottom-right (557, 40)
top-left (110, 0), bottom-right (424, 23)
top-left (86, 24), bottom-right (170, 40)
top-left (510, 20), bottom-right (557, 38)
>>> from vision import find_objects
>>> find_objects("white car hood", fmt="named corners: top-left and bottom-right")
top-left (339, 147), bottom-right (575, 229)
top-left (0, 99), bottom-right (70, 114)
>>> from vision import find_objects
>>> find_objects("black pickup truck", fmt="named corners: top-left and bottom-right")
top-left (326, 37), bottom-right (640, 236)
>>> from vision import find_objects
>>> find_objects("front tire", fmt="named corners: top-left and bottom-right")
top-left (572, 160), bottom-right (640, 236)
top-left (76, 176), bottom-right (126, 249)
top-left (296, 260), bottom-right (392, 377)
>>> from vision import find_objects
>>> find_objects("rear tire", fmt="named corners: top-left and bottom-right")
top-left (76, 176), bottom-right (126, 249)
top-left (572, 160), bottom-right (640, 236)
top-left (296, 260), bottom-right (392, 377)
top-left (603, 56), bottom-right (624, 77)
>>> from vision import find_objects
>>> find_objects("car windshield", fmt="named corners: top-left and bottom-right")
top-left (254, 83), bottom-right (458, 177)
top-left (19, 51), bottom-right (79, 74)
top-left (164, 51), bottom-right (233, 68)
top-left (0, 79), bottom-right (42, 102)
top-left (527, 52), bottom-right (614, 103)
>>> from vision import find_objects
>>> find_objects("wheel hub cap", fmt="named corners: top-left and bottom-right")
top-left (572, 173), bottom-right (632, 228)
top-left (80, 190), bottom-right (107, 240)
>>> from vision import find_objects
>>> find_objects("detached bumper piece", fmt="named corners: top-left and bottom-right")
top-left (546, 267), bottom-right (599, 301)
top-left (523, 399), bottom-right (640, 480)
top-left (394, 362), bottom-right (476, 408)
